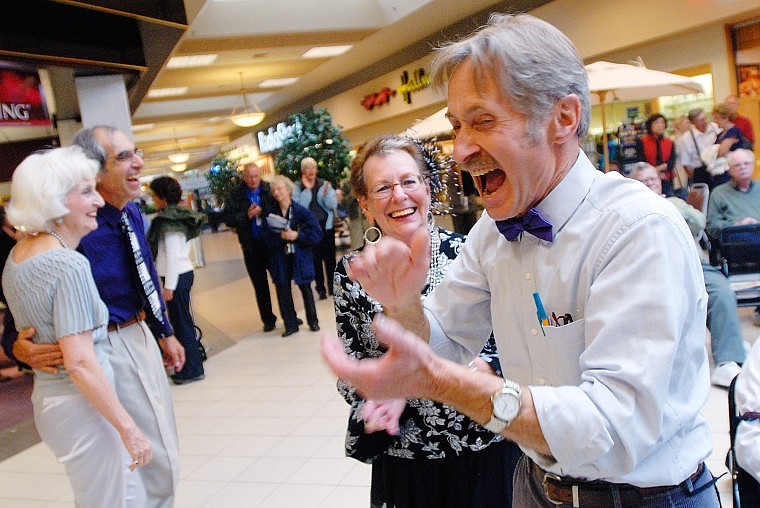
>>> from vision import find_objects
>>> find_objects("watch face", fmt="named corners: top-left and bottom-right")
top-left (493, 390), bottom-right (520, 421)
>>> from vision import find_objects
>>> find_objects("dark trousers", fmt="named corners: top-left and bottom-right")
top-left (312, 228), bottom-right (337, 297)
top-left (164, 271), bottom-right (204, 380)
top-left (242, 241), bottom-right (277, 327)
top-left (275, 256), bottom-right (319, 333)
top-left (693, 165), bottom-right (731, 191)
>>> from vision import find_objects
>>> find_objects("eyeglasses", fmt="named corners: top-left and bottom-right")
top-left (111, 148), bottom-right (144, 163)
top-left (368, 175), bottom-right (425, 199)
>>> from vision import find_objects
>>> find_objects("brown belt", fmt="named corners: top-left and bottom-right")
top-left (532, 460), bottom-right (704, 507)
top-left (107, 310), bottom-right (146, 332)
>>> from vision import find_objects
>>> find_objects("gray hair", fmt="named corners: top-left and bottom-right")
top-left (271, 174), bottom-right (295, 195)
top-left (727, 148), bottom-right (755, 166)
top-left (629, 161), bottom-right (657, 179)
top-left (71, 125), bottom-right (115, 171)
top-left (300, 157), bottom-right (318, 171)
top-left (687, 108), bottom-right (703, 123)
top-left (349, 134), bottom-right (427, 198)
top-left (431, 13), bottom-right (590, 139)
top-left (7, 146), bottom-right (99, 232)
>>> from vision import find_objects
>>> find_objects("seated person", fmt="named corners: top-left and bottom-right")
top-left (734, 338), bottom-right (760, 483)
top-left (631, 162), bottom-right (747, 386)
top-left (706, 148), bottom-right (760, 325)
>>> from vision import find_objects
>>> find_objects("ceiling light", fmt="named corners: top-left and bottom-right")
top-left (168, 129), bottom-right (190, 163)
top-left (230, 72), bottom-right (265, 127)
top-left (258, 77), bottom-right (299, 88)
top-left (167, 54), bottom-right (218, 68)
top-left (170, 163), bottom-right (187, 172)
top-left (147, 87), bottom-right (188, 98)
top-left (302, 45), bottom-right (353, 59)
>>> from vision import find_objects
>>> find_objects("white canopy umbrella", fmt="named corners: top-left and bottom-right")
top-left (586, 60), bottom-right (704, 171)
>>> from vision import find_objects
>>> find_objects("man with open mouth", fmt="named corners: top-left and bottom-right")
top-left (323, 13), bottom-right (718, 508)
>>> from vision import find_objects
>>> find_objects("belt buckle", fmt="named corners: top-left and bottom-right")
top-left (542, 471), bottom-right (566, 506)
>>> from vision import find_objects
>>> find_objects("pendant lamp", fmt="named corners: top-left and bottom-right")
top-left (230, 72), bottom-right (266, 127)
top-left (168, 129), bottom-right (189, 163)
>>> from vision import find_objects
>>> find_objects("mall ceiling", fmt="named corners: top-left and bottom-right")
top-left (0, 0), bottom-right (552, 177)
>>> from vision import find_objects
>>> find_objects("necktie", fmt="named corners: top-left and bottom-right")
top-left (121, 211), bottom-right (165, 323)
top-left (495, 208), bottom-right (553, 242)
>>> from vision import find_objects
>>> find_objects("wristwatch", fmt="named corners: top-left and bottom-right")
top-left (484, 379), bottom-right (522, 433)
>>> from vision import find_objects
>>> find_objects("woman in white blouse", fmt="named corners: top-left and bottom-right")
top-left (147, 176), bottom-right (205, 385)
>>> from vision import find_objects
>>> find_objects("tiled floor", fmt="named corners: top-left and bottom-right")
top-left (0, 228), bottom-right (755, 507)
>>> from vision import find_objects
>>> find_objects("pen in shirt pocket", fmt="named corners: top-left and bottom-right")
top-left (532, 292), bottom-right (550, 335)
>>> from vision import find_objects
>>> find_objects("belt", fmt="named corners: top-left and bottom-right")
top-left (107, 310), bottom-right (146, 332)
top-left (532, 460), bottom-right (704, 507)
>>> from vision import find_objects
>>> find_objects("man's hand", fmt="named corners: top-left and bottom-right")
top-left (361, 398), bottom-right (406, 435)
top-left (162, 288), bottom-right (174, 301)
top-left (158, 336), bottom-right (185, 372)
top-left (247, 203), bottom-right (261, 219)
top-left (322, 314), bottom-right (436, 401)
top-left (12, 327), bottom-right (62, 374)
top-left (346, 227), bottom-right (430, 315)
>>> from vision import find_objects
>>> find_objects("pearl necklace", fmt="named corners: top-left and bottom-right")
top-left (422, 213), bottom-right (443, 296)
top-left (45, 230), bottom-right (70, 249)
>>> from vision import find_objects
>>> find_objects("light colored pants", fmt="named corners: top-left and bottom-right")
top-left (33, 391), bottom-right (146, 508)
top-left (107, 320), bottom-right (180, 508)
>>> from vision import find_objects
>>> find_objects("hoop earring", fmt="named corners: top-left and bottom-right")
top-left (363, 226), bottom-right (382, 245)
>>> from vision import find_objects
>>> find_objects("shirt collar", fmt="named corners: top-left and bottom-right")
top-left (98, 200), bottom-right (125, 226)
top-left (534, 148), bottom-right (596, 237)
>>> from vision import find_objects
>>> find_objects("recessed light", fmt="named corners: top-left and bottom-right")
top-left (167, 54), bottom-right (218, 68)
top-left (302, 45), bottom-right (353, 59)
top-left (258, 77), bottom-right (299, 88)
top-left (147, 87), bottom-right (188, 98)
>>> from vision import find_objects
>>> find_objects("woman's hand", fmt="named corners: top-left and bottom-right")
top-left (281, 228), bottom-right (298, 242)
top-left (121, 425), bottom-right (153, 471)
top-left (361, 398), bottom-right (406, 435)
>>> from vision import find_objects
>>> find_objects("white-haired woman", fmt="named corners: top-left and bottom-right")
top-left (262, 175), bottom-right (323, 336)
top-left (2, 146), bottom-right (151, 508)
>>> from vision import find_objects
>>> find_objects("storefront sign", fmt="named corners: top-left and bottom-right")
top-left (256, 119), bottom-right (300, 153)
top-left (0, 64), bottom-right (51, 126)
top-left (398, 68), bottom-right (430, 104)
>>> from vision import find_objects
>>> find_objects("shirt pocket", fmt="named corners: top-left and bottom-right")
top-left (543, 318), bottom-right (585, 386)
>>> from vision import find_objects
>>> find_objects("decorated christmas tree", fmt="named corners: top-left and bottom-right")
top-left (274, 107), bottom-right (351, 185)
top-left (204, 155), bottom-right (241, 207)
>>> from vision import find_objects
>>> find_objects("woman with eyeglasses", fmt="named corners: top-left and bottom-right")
top-left (333, 134), bottom-right (521, 507)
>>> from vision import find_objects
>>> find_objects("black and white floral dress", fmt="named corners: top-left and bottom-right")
top-left (333, 222), bottom-right (521, 507)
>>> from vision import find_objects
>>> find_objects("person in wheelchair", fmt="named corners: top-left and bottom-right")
top-left (706, 149), bottom-right (760, 327)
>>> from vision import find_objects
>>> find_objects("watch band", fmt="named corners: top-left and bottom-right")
top-left (484, 379), bottom-right (521, 433)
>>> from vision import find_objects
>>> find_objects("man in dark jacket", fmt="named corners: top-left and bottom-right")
top-left (225, 162), bottom-right (278, 331)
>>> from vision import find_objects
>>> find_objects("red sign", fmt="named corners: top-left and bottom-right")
top-left (0, 65), bottom-right (51, 126)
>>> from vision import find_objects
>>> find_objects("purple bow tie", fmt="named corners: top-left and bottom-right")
top-left (496, 208), bottom-right (553, 242)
